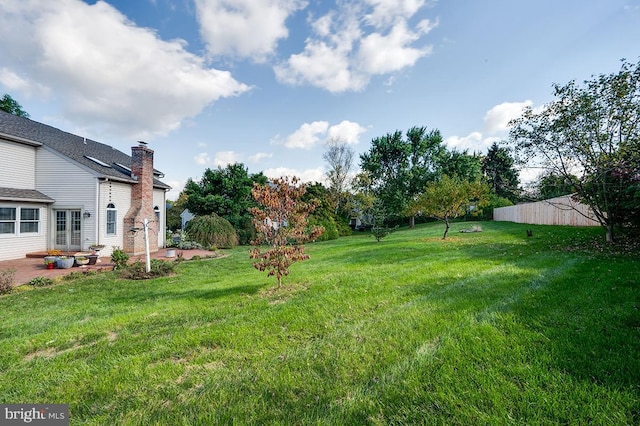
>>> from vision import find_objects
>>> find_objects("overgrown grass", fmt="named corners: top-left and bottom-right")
top-left (0, 221), bottom-right (638, 425)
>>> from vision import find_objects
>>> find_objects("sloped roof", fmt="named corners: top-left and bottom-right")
top-left (0, 110), bottom-right (171, 190)
top-left (0, 187), bottom-right (55, 203)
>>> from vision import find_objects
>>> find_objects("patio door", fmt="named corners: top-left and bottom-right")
top-left (54, 209), bottom-right (82, 252)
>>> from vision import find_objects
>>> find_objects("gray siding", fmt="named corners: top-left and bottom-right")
top-left (0, 204), bottom-right (49, 261)
top-left (97, 180), bottom-right (131, 257)
top-left (0, 139), bottom-right (36, 189)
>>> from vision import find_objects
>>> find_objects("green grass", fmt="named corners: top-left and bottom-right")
top-left (1, 221), bottom-right (638, 425)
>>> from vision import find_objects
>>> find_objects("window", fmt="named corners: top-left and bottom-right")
top-left (0, 207), bottom-right (16, 234)
top-left (106, 203), bottom-right (117, 235)
top-left (20, 208), bottom-right (39, 233)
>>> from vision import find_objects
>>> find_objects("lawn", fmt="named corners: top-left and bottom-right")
top-left (0, 221), bottom-right (638, 425)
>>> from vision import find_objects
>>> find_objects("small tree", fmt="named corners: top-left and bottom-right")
top-left (249, 176), bottom-right (324, 288)
top-left (413, 175), bottom-right (489, 239)
top-left (370, 199), bottom-right (396, 242)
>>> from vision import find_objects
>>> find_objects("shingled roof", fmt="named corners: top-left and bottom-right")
top-left (0, 187), bottom-right (55, 203)
top-left (0, 110), bottom-right (171, 190)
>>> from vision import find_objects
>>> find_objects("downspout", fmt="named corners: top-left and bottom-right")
top-left (96, 178), bottom-right (103, 247)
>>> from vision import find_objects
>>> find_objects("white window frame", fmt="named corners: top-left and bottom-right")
top-left (0, 206), bottom-right (17, 235)
top-left (106, 203), bottom-right (117, 235)
top-left (19, 207), bottom-right (40, 234)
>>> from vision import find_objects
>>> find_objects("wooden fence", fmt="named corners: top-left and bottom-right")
top-left (493, 195), bottom-right (600, 226)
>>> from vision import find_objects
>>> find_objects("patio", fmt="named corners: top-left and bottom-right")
top-left (1, 249), bottom-right (217, 287)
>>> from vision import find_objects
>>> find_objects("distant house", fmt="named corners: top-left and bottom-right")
top-left (0, 110), bottom-right (171, 261)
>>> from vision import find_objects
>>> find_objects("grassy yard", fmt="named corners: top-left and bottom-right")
top-left (0, 221), bottom-right (638, 425)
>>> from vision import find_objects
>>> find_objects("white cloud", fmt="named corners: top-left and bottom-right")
top-left (364, 0), bottom-right (427, 27)
top-left (275, 1), bottom-right (436, 93)
top-left (166, 179), bottom-right (185, 201)
top-left (0, 0), bottom-right (250, 140)
top-left (357, 19), bottom-right (433, 74)
top-left (283, 121), bottom-right (330, 149)
top-left (482, 101), bottom-right (532, 134)
top-left (194, 152), bottom-right (211, 165)
top-left (214, 151), bottom-right (241, 167)
top-left (195, 0), bottom-right (306, 62)
top-left (249, 152), bottom-right (273, 163)
top-left (444, 132), bottom-right (502, 152)
top-left (263, 166), bottom-right (325, 184)
top-left (327, 120), bottom-right (367, 144)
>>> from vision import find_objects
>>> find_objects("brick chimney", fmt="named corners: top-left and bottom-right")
top-left (123, 141), bottom-right (158, 255)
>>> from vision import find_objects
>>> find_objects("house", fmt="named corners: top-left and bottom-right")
top-left (0, 110), bottom-right (171, 261)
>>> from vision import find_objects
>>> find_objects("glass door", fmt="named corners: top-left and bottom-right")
top-left (54, 209), bottom-right (82, 251)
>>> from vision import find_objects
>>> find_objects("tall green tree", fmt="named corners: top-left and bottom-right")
top-left (481, 142), bottom-right (520, 202)
top-left (184, 163), bottom-right (267, 244)
top-left (359, 126), bottom-right (445, 227)
top-left (535, 172), bottom-right (577, 200)
top-left (509, 59), bottom-right (640, 242)
top-left (0, 94), bottom-right (29, 118)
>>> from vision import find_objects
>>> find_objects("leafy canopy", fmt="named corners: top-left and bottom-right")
top-left (249, 176), bottom-right (324, 288)
top-left (509, 59), bottom-right (640, 242)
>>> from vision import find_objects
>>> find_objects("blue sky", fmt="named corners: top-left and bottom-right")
top-left (1, 0), bottom-right (639, 199)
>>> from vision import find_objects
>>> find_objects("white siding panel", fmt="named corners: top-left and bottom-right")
top-left (97, 180), bottom-right (131, 257)
top-left (153, 189), bottom-right (166, 248)
top-left (36, 148), bottom-right (98, 250)
top-left (0, 139), bottom-right (36, 189)
top-left (0, 204), bottom-right (49, 261)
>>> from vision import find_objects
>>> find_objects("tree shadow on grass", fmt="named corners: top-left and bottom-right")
top-left (106, 282), bottom-right (263, 305)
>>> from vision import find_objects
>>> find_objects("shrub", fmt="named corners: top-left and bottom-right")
top-left (111, 247), bottom-right (129, 270)
top-left (186, 213), bottom-right (239, 249)
top-left (0, 269), bottom-right (15, 295)
top-left (29, 276), bottom-right (54, 287)
top-left (119, 259), bottom-right (176, 280)
top-left (168, 230), bottom-right (203, 250)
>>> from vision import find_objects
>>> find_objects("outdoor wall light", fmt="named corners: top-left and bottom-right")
top-left (83, 211), bottom-right (91, 219)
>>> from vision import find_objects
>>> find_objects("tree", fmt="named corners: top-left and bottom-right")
top-left (166, 191), bottom-right (188, 232)
top-left (184, 163), bottom-right (267, 244)
top-left (535, 172), bottom-right (577, 200)
top-left (249, 176), bottom-right (324, 288)
top-left (359, 126), bottom-right (446, 227)
top-left (323, 138), bottom-right (354, 215)
top-left (370, 198), bottom-right (397, 242)
top-left (0, 94), bottom-right (29, 118)
top-left (509, 59), bottom-right (640, 242)
top-left (411, 175), bottom-right (489, 239)
top-left (185, 213), bottom-right (239, 249)
top-left (482, 142), bottom-right (520, 202)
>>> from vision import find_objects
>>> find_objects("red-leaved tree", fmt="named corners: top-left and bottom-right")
top-left (249, 176), bottom-right (324, 287)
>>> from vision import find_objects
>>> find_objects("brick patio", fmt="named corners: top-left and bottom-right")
top-left (0, 249), bottom-right (217, 287)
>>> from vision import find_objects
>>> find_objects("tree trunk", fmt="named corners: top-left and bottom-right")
top-left (409, 215), bottom-right (415, 229)
top-left (606, 224), bottom-right (614, 243)
top-left (442, 218), bottom-right (450, 240)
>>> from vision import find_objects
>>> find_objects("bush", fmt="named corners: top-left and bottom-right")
top-left (478, 194), bottom-right (514, 220)
top-left (186, 213), bottom-right (239, 249)
top-left (111, 247), bottom-right (129, 270)
top-left (0, 269), bottom-right (15, 295)
top-left (28, 276), bottom-right (54, 287)
top-left (119, 259), bottom-right (176, 280)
